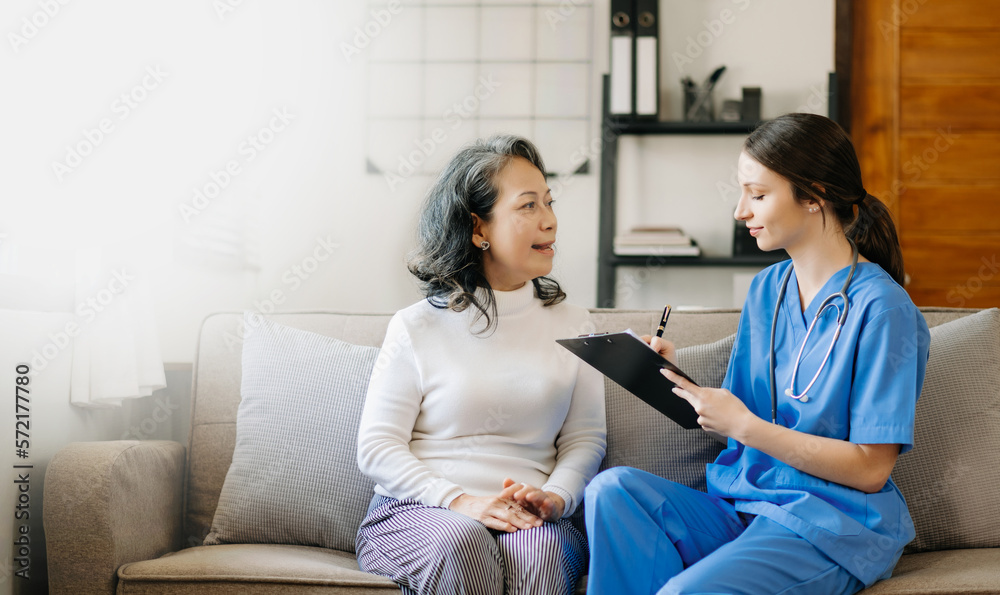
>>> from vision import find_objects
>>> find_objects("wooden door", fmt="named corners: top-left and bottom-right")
top-left (851, 0), bottom-right (1000, 308)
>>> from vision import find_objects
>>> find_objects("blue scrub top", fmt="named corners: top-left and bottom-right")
top-left (709, 259), bottom-right (930, 587)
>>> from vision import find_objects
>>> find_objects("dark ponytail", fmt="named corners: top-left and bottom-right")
top-left (743, 113), bottom-right (905, 285)
top-left (846, 193), bottom-right (904, 285)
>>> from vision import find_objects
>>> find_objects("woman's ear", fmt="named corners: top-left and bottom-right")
top-left (808, 182), bottom-right (828, 211)
top-left (470, 213), bottom-right (487, 248)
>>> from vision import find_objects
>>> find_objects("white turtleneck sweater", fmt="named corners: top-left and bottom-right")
top-left (356, 282), bottom-right (606, 517)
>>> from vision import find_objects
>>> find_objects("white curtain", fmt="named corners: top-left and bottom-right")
top-left (69, 247), bottom-right (166, 408)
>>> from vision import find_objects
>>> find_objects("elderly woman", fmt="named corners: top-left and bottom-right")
top-left (356, 135), bottom-right (607, 595)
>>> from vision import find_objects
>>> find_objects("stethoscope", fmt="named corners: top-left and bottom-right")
top-left (768, 239), bottom-right (859, 424)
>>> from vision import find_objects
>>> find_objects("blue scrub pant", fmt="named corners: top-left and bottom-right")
top-left (585, 467), bottom-right (865, 595)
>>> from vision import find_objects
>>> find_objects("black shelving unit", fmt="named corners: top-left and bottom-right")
top-left (607, 119), bottom-right (762, 135)
top-left (607, 254), bottom-right (787, 267)
top-left (596, 73), bottom-right (836, 307)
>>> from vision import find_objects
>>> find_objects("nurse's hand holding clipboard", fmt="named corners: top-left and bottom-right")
top-left (660, 368), bottom-right (753, 438)
top-left (641, 334), bottom-right (676, 365)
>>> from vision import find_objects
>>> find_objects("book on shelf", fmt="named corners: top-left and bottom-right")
top-left (614, 227), bottom-right (701, 256)
top-left (613, 241), bottom-right (701, 256)
top-left (615, 235), bottom-right (691, 246)
top-left (616, 226), bottom-right (688, 243)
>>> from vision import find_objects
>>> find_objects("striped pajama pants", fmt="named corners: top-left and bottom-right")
top-left (356, 495), bottom-right (588, 595)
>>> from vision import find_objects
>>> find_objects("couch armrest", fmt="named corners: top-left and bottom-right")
top-left (44, 440), bottom-right (186, 595)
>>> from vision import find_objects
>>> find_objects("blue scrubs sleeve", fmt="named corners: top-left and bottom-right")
top-left (848, 305), bottom-right (930, 454)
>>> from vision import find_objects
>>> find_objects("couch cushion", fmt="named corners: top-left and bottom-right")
top-left (859, 549), bottom-right (1000, 594)
top-left (893, 308), bottom-right (1000, 553)
top-left (116, 544), bottom-right (399, 594)
top-left (186, 312), bottom-right (394, 544)
top-left (598, 334), bottom-right (733, 492)
top-left (204, 314), bottom-right (379, 552)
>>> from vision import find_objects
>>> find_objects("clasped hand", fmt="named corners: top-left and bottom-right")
top-left (448, 478), bottom-right (565, 533)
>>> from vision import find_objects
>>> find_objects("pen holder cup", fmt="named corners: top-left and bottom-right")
top-left (683, 87), bottom-right (714, 122)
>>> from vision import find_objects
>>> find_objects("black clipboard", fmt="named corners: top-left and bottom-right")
top-left (557, 331), bottom-right (701, 429)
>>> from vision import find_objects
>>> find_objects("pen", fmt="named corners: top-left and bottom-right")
top-left (655, 305), bottom-right (672, 338)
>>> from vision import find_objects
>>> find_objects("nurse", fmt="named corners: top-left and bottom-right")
top-left (585, 113), bottom-right (930, 595)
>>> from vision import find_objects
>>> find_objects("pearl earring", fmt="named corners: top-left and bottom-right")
top-left (810, 207), bottom-right (819, 213)
top-left (480, 241), bottom-right (490, 250)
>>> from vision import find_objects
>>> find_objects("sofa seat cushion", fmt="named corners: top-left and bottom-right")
top-left (116, 544), bottom-right (399, 594)
top-left (860, 549), bottom-right (1000, 594)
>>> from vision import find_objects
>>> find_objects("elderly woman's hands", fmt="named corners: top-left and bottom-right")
top-left (503, 477), bottom-right (565, 522)
top-left (448, 481), bottom-right (544, 532)
top-left (447, 477), bottom-right (567, 531)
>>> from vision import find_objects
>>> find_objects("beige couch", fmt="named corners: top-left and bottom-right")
top-left (45, 307), bottom-right (1000, 594)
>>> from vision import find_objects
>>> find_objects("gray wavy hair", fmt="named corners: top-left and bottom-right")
top-left (406, 134), bottom-right (565, 333)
